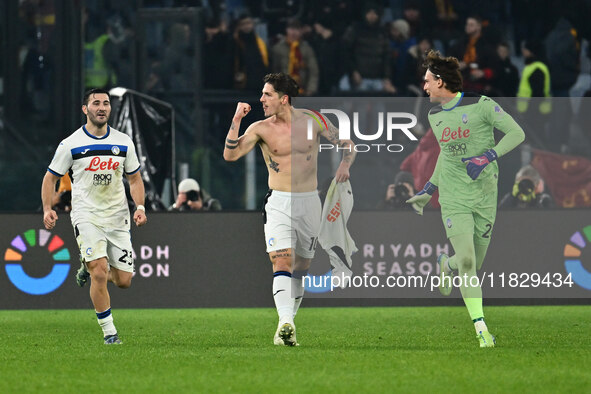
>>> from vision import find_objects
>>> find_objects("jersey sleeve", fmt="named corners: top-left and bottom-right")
top-left (481, 97), bottom-right (525, 157)
top-left (124, 138), bottom-right (141, 174)
top-left (48, 141), bottom-right (72, 177)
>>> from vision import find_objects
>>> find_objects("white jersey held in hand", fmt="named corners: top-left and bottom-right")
top-left (48, 125), bottom-right (141, 230)
top-left (318, 179), bottom-right (358, 289)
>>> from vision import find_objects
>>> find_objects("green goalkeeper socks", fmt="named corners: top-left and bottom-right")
top-left (464, 297), bottom-right (484, 322)
top-left (448, 234), bottom-right (484, 322)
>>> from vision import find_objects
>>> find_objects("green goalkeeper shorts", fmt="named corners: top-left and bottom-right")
top-left (440, 191), bottom-right (497, 245)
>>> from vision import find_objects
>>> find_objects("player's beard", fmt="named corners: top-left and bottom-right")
top-left (88, 111), bottom-right (110, 128)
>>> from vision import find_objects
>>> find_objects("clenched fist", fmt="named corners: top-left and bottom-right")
top-left (234, 102), bottom-right (251, 120)
top-left (134, 209), bottom-right (147, 227)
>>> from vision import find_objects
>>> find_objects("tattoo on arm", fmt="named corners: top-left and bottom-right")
top-left (225, 137), bottom-right (238, 150)
top-left (230, 121), bottom-right (236, 131)
top-left (325, 123), bottom-right (340, 145)
top-left (326, 123), bottom-right (354, 164)
top-left (268, 155), bottom-right (280, 173)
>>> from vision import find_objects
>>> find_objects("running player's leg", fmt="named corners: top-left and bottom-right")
top-left (76, 223), bottom-right (119, 343)
top-left (448, 233), bottom-right (482, 318)
top-left (448, 232), bottom-right (494, 346)
top-left (292, 255), bottom-right (311, 318)
top-left (87, 257), bottom-right (111, 313)
top-left (292, 192), bottom-right (321, 319)
top-left (109, 268), bottom-right (132, 288)
top-left (471, 206), bottom-right (496, 346)
top-left (86, 257), bottom-right (118, 342)
top-left (269, 248), bottom-right (296, 324)
top-left (441, 212), bottom-right (474, 276)
top-left (473, 202), bottom-right (495, 272)
top-left (106, 230), bottom-right (134, 289)
top-left (269, 248), bottom-right (298, 345)
top-left (475, 243), bottom-right (489, 271)
top-left (73, 225), bottom-right (90, 287)
top-left (264, 190), bottom-right (298, 345)
top-left (441, 211), bottom-right (493, 346)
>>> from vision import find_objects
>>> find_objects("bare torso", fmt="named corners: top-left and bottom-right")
top-left (255, 109), bottom-right (320, 192)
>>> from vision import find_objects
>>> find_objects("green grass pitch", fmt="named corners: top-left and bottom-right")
top-left (1, 306), bottom-right (589, 393)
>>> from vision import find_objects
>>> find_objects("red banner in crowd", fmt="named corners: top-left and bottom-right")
top-left (531, 149), bottom-right (591, 208)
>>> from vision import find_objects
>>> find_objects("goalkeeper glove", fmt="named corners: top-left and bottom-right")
top-left (406, 181), bottom-right (437, 215)
top-left (461, 149), bottom-right (498, 180)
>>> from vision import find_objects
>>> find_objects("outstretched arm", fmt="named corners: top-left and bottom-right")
top-left (223, 102), bottom-right (261, 161)
top-left (320, 120), bottom-right (356, 182)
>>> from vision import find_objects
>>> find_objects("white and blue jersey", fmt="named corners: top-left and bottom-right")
top-left (48, 125), bottom-right (141, 230)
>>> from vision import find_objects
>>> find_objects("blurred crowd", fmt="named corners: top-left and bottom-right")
top-left (59, 0), bottom-right (591, 99)
top-left (14, 0), bottom-right (591, 210)
top-left (181, 0), bottom-right (589, 98)
top-left (72, 0), bottom-right (591, 155)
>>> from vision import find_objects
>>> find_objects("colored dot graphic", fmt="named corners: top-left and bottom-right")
top-left (564, 225), bottom-right (591, 290)
top-left (4, 229), bottom-right (71, 295)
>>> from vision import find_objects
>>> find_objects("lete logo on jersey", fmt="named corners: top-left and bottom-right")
top-left (84, 157), bottom-right (120, 171)
top-left (439, 126), bottom-right (470, 143)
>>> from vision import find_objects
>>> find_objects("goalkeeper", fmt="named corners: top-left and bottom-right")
top-left (407, 50), bottom-right (525, 348)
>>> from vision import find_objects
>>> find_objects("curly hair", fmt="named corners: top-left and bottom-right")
top-left (422, 50), bottom-right (463, 93)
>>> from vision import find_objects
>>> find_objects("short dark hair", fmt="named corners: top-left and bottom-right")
top-left (263, 73), bottom-right (299, 104)
top-left (423, 50), bottom-right (463, 93)
top-left (83, 88), bottom-right (111, 106)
